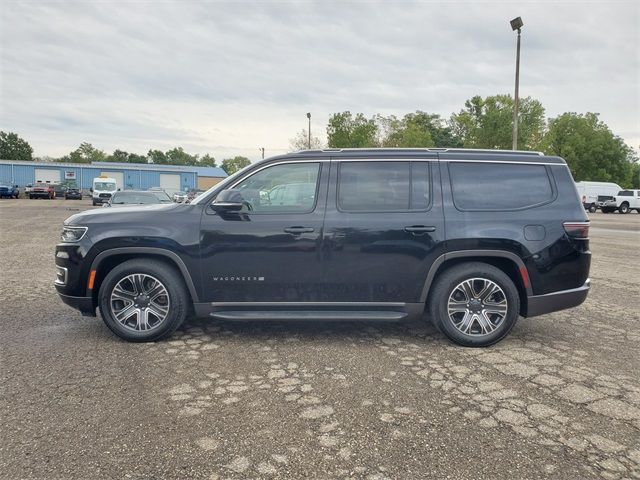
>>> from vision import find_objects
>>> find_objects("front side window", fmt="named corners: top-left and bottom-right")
top-left (235, 162), bottom-right (320, 213)
top-left (338, 161), bottom-right (430, 212)
top-left (449, 162), bottom-right (554, 211)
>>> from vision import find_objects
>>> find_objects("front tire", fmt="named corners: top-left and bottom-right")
top-left (428, 262), bottom-right (520, 347)
top-left (588, 204), bottom-right (597, 213)
top-left (98, 259), bottom-right (189, 342)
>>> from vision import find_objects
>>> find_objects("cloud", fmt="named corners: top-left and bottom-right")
top-left (1, 0), bottom-right (638, 160)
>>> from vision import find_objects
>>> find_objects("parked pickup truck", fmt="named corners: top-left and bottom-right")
top-left (601, 190), bottom-right (640, 214)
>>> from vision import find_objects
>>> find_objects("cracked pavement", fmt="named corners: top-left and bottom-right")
top-left (1, 199), bottom-right (639, 479)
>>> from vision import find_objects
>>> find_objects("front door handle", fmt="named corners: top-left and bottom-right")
top-left (284, 226), bottom-right (315, 234)
top-left (404, 225), bottom-right (436, 234)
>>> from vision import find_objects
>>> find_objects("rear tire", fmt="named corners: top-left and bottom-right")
top-left (98, 259), bottom-right (189, 342)
top-left (428, 262), bottom-right (520, 347)
top-left (588, 204), bottom-right (597, 213)
top-left (619, 203), bottom-right (629, 214)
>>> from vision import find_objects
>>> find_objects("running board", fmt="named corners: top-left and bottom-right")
top-left (209, 310), bottom-right (408, 322)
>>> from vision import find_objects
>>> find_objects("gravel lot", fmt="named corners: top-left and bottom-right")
top-left (1, 199), bottom-right (639, 480)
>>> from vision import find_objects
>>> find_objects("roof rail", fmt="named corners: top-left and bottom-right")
top-left (295, 148), bottom-right (544, 156)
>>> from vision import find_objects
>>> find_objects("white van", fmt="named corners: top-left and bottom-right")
top-left (91, 176), bottom-right (118, 206)
top-left (575, 181), bottom-right (622, 212)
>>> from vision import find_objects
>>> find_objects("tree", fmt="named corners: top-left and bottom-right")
top-left (542, 112), bottom-right (636, 185)
top-left (198, 154), bottom-right (217, 167)
top-left (376, 114), bottom-right (433, 148)
top-left (0, 131), bottom-right (33, 160)
top-left (108, 149), bottom-right (130, 163)
top-left (327, 111), bottom-right (378, 148)
top-left (222, 156), bottom-right (251, 175)
top-left (64, 142), bottom-right (107, 163)
top-left (165, 147), bottom-right (197, 166)
top-left (147, 149), bottom-right (168, 165)
top-left (289, 129), bottom-right (324, 151)
top-left (450, 94), bottom-right (545, 150)
top-left (127, 153), bottom-right (148, 164)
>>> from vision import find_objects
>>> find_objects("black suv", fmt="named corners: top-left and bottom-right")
top-left (55, 149), bottom-right (590, 347)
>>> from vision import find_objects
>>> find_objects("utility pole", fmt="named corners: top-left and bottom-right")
top-left (306, 112), bottom-right (311, 149)
top-left (259, 147), bottom-right (265, 159)
top-left (510, 17), bottom-right (523, 150)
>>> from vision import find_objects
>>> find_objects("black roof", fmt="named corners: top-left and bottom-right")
top-left (269, 148), bottom-right (564, 164)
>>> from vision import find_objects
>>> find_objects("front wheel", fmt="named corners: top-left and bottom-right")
top-left (588, 204), bottom-right (597, 213)
top-left (428, 262), bottom-right (520, 347)
top-left (619, 203), bottom-right (629, 214)
top-left (98, 259), bottom-right (189, 342)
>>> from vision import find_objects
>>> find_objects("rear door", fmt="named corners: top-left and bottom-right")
top-left (321, 156), bottom-right (445, 303)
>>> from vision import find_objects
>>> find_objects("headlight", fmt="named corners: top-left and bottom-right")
top-left (61, 226), bottom-right (88, 242)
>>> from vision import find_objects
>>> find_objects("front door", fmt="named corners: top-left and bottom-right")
top-left (199, 160), bottom-right (328, 302)
top-left (322, 157), bottom-right (445, 303)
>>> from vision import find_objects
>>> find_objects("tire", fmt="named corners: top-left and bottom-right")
top-left (588, 204), bottom-right (597, 213)
top-left (29, 195), bottom-right (33, 199)
top-left (428, 262), bottom-right (520, 347)
top-left (98, 259), bottom-right (189, 342)
top-left (619, 203), bottom-right (629, 214)
top-left (92, 200), bottom-right (97, 206)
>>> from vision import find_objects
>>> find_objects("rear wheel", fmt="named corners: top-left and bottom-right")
top-left (428, 263), bottom-right (520, 347)
top-left (98, 259), bottom-right (189, 342)
top-left (588, 204), bottom-right (597, 213)
top-left (619, 203), bottom-right (630, 214)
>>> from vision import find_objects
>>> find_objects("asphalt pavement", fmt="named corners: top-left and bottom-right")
top-left (1, 198), bottom-right (638, 479)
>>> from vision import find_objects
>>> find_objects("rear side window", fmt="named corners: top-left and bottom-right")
top-left (449, 162), bottom-right (554, 211)
top-left (338, 161), bottom-right (430, 212)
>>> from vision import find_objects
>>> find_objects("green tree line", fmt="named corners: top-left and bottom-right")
top-left (324, 95), bottom-right (639, 188)
top-left (0, 135), bottom-right (251, 175)
top-left (3, 92), bottom-right (638, 186)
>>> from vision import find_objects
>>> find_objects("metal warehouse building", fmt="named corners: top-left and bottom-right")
top-left (0, 160), bottom-right (227, 191)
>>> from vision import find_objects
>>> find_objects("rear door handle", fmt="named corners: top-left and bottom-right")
top-left (284, 226), bottom-right (315, 234)
top-left (404, 225), bottom-right (436, 234)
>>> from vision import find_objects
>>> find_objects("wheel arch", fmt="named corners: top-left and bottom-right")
top-left (421, 250), bottom-right (531, 316)
top-left (89, 247), bottom-right (199, 306)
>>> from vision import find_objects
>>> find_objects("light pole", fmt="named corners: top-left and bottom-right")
top-left (510, 16), bottom-right (523, 150)
top-left (259, 147), bottom-right (265, 159)
top-left (306, 112), bottom-right (311, 149)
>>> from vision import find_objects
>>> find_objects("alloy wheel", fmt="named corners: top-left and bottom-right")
top-left (109, 274), bottom-right (170, 332)
top-left (447, 277), bottom-right (508, 336)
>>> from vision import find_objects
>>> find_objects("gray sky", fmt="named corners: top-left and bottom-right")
top-left (1, 0), bottom-right (638, 162)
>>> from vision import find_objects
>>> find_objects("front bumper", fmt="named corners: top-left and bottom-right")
top-left (57, 292), bottom-right (96, 316)
top-left (525, 279), bottom-right (590, 317)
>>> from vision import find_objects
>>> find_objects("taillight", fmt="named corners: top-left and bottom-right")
top-left (563, 222), bottom-right (589, 239)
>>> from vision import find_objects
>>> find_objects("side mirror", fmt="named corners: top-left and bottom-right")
top-left (211, 189), bottom-right (244, 212)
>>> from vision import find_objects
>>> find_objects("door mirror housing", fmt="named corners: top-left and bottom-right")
top-left (211, 189), bottom-right (244, 212)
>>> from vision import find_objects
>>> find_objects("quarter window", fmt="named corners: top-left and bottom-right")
top-left (338, 161), bottom-right (430, 212)
top-left (235, 162), bottom-right (320, 213)
top-left (449, 162), bottom-right (554, 210)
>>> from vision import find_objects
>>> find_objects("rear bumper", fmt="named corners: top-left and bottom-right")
top-left (524, 279), bottom-right (590, 317)
top-left (58, 292), bottom-right (96, 317)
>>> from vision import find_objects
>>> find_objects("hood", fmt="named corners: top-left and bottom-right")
top-left (65, 202), bottom-right (190, 225)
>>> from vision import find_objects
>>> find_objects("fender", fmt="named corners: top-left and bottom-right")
top-left (89, 247), bottom-right (200, 302)
top-left (419, 249), bottom-right (532, 303)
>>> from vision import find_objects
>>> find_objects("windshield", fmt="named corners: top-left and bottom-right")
top-left (94, 182), bottom-right (116, 190)
top-left (190, 164), bottom-right (253, 205)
